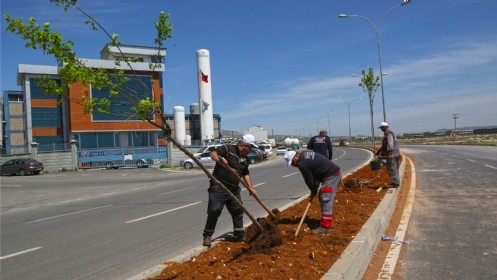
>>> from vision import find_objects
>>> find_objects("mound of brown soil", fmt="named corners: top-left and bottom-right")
top-left (150, 163), bottom-right (393, 280)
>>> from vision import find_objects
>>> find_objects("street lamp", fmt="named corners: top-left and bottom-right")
top-left (338, 0), bottom-right (411, 122)
top-left (337, 97), bottom-right (361, 143)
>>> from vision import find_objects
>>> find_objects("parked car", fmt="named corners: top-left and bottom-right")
top-left (276, 146), bottom-right (290, 155)
top-left (195, 144), bottom-right (224, 155)
top-left (180, 152), bottom-right (216, 169)
top-left (247, 149), bottom-right (263, 164)
top-left (256, 146), bottom-right (268, 159)
top-left (0, 158), bottom-right (44, 176)
top-left (257, 143), bottom-right (273, 156)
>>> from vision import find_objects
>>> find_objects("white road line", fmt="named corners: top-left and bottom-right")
top-left (282, 172), bottom-right (299, 178)
top-left (58, 198), bottom-right (83, 204)
top-left (483, 164), bottom-right (497, 170)
top-left (156, 186), bottom-right (201, 196)
top-left (253, 182), bottom-right (265, 188)
top-left (378, 157), bottom-right (417, 280)
top-left (125, 201), bottom-right (202, 224)
top-left (0, 184), bottom-right (22, 188)
top-left (26, 205), bottom-right (112, 224)
top-left (98, 192), bottom-right (116, 197)
top-left (0, 247), bottom-right (42, 260)
top-left (240, 182), bottom-right (265, 192)
top-left (467, 159), bottom-right (476, 163)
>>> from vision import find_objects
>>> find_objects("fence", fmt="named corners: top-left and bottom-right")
top-left (78, 146), bottom-right (167, 169)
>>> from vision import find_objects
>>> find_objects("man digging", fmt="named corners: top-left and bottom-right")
top-left (285, 149), bottom-right (342, 234)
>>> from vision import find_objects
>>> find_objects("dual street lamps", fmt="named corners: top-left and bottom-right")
top-left (337, 97), bottom-right (361, 143)
top-left (338, 0), bottom-right (411, 122)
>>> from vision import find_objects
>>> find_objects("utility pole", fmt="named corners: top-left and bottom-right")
top-left (453, 114), bottom-right (459, 140)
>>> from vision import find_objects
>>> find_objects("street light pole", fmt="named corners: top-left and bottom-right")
top-left (453, 114), bottom-right (459, 141)
top-left (338, 97), bottom-right (361, 143)
top-left (338, 0), bottom-right (411, 122)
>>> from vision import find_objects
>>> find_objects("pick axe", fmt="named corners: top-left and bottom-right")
top-left (295, 183), bottom-right (322, 237)
top-left (224, 165), bottom-right (277, 220)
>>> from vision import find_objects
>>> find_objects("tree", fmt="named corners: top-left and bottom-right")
top-left (4, 0), bottom-right (264, 230)
top-left (358, 67), bottom-right (380, 149)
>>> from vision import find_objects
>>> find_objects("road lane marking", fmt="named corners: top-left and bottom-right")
top-left (282, 172), bottom-right (300, 178)
top-left (98, 192), bottom-right (116, 197)
top-left (378, 157), bottom-right (417, 279)
top-left (26, 205), bottom-right (112, 224)
top-left (58, 198), bottom-right (83, 204)
top-left (0, 184), bottom-right (22, 188)
top-left (157, 186), bottom-right (201, 196)
top-left (467, 159), bottom-right (476, 163)
top-left (483, 164), bottom-right (497, 170)
top-left (0, 247), bottom-right (42, 260)
top-left (125, 201), bottom-right (202, 224)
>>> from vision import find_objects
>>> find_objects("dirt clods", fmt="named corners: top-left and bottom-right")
top-left (244, 217), bottom-right (282, 254)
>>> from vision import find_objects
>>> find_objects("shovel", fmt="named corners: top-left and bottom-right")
top-left (224, 165), bottom-right (277, 220)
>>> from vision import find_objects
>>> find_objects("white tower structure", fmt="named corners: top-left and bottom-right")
top-left (196, 49), bottom-right (215, 143)
top-left (173, 106), bottom-right (186, 145)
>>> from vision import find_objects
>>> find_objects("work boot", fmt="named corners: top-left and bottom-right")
top-left (388, 182), bottom-right (400, 188)
top-left (232, 232), bottom-right (245, 242)
top-left (311, 226), bottom-right (330, 235)
top-left (202, 235), bottom-right (212, 247)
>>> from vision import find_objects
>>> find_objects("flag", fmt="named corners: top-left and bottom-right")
top-left (201, 100), bottom-right (210, 113)
top-left (201, 71), bottom-right (209, 83)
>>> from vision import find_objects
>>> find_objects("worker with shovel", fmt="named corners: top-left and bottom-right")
top-left (202, 134), bottom-right (258, 247)
top-left (285, 149), bottom-right (342, 235)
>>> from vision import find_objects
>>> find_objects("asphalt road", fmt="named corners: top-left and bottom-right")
top-left (398, 145), bottom-right (497, 279)
top-left (0, 147), bottom-right (372, 280)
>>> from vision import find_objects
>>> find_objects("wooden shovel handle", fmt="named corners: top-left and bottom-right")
top-left (295, 200), bottom-right (312, 237)
top-left (225, 165), bottom-right (277, 219)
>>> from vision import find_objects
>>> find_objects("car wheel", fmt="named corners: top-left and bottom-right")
top-left (34, 171), bottom-right (41, 175)
top-left (183, 162), bottom-right (194, 169)
top-left (19, 169), bottom-right (26, 176)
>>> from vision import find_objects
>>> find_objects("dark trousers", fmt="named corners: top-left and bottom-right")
top-left (203, 184), bottom-right (244, 237)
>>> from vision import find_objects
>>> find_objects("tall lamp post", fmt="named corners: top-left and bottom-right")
top-left (338, 0), bottom-right (411, 122)
top-left (338, 97), bottom-right (361, 143)
top-left (453, 114), bottom-right (459, 141)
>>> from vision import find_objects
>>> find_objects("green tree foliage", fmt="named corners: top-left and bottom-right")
top-left (358, 67), bottom-right (380, 148)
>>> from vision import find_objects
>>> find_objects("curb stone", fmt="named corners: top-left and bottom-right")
top-left (320, 155), bottom-right (407, 280)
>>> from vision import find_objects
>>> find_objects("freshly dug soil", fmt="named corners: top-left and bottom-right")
top-left (150, 162), bottom-right (393, 280)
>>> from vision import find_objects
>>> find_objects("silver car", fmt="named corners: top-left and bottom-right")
top-left (180, 152), bottom-right (216, 169)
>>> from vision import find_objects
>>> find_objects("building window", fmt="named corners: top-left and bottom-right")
top-left (33, 135), bottom-right (64, 144)
top-left (91, 75), bottom-right (153, 121)
top-left (8, 94), bottom-right (24, 102)
top-left (32, 107), bottom-right (62, 128)
top-left (30, 78), bottom-right (60, 100)
top-left (98, 133), bottom-right (119, 148)
top-left (128, 132), bottom-right (153, 147)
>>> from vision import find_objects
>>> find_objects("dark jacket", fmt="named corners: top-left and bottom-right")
top-left (307, 135), bottom-right (333, 160)
top-left (296, 150), bottom-right (340, 193)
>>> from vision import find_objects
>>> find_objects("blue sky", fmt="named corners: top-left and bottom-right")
top-left (1, 0), bottom-right (496, 137)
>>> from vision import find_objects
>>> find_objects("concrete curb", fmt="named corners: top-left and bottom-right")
top-left (321, 155), bottom-right (408, 280)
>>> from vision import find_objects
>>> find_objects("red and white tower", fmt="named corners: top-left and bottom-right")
top-left (196, 49), bottom-right (215, 143)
